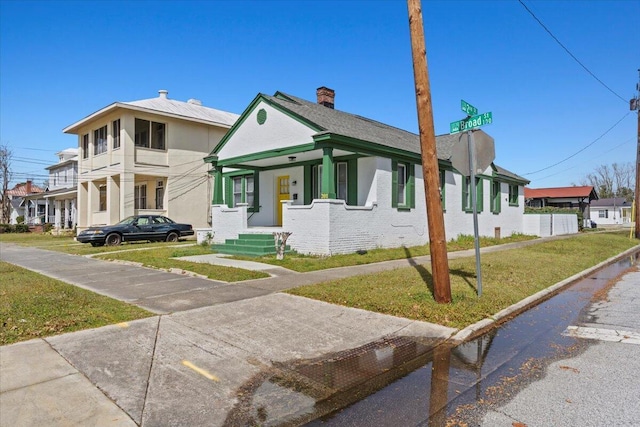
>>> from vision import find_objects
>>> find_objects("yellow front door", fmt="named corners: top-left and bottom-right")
top-left (276, 175), bottom-right (290, 226)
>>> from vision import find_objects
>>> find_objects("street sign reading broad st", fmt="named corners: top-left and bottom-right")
top-left (461, 99), bottom-right (478, 116)
top-left (450, 112), bottom-right (492, 134)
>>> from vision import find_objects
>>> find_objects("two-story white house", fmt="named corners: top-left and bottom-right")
top-left (63, 90), bottom-right (239, 231)
top-left (41, 148), bottom-right (79, 230)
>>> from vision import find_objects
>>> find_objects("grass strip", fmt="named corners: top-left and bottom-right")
top-left (0, 261), bottom-right (153, 345)
top-left (287, 232), bottom-right (638, 329)
top-left (97, 246), bottom-right (269, 282)
top-left (232, 233), bottom-right (537, 272)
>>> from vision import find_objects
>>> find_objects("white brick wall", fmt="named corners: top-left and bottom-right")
top-left (210, 157), bottom-right (532, 255)
top-left (210, 204), bottom-right (248, 243)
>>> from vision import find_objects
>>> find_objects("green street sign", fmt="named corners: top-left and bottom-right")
top-left (461, 100), bottom-right (478, 116)
top-left (450, 112), bottom-right (493, 134)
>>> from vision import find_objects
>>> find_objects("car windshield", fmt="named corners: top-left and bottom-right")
top-left (117, 216), bottom-right (137, 225)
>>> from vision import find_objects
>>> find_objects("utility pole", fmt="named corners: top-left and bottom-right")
top-left (633, 69), bottom-right (640, 239)
top-left (407, 0), bottom-right (452, 303)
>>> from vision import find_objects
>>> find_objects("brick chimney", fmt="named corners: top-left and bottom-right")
top-left (316, 87), bottom-right (335, 109)
top-left (25, 180), bottom-right (32, 193)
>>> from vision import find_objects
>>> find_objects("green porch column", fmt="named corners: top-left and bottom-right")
top-left (212, 167), bottom-right (224, 205)
top-left (321, 147), bottom-right (336, 199)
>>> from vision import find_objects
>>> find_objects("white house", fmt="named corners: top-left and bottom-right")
top-left (204, 87), bottom-right (530, 256)
top-left (63, 90), bottom-right (239, 231)
top-left (589, 197), bottom-right (632, 225)
top-left (41, 148), bottom-right (78, 230)
top-left (4, 181), bottom-right (45, 225)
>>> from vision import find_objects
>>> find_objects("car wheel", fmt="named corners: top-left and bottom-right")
top-left (105, 233), bottom-right (122, 246)
top-left (90, 242), bottom-right (104, 247)
top-left (166, 232), bottom-right (179, 243)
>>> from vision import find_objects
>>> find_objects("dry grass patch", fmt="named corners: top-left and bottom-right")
top-left (97, 246), bottom-right (269, 282)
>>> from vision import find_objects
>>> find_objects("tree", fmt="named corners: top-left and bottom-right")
top-left (581, 162), bottom-right (634, 202)
top-left (0, 144), bottom-right (12, 223)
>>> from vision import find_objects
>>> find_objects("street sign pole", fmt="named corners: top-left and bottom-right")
top-left (450, 99), bottom-right (492, 298)
top-left (467, 130), bottom-right (483, 297)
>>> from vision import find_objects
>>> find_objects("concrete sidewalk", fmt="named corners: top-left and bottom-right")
top-left (0, 293), bottom-right (455, 426)
top-left (0, 236), bottom-right (634, 426)
top-left (0, 237), bottom-right (549, 314)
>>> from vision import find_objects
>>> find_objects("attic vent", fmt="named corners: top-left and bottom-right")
top-left (187, 99), bottom-right (202, 105)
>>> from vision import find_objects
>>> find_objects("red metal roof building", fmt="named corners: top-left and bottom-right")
top-left (524, 185), bottom-right (598, 220)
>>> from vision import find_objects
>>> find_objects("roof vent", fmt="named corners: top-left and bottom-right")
top-left (187, 98), bottom-right (202, 106)
top-left (158, 89), bottom-right (169, 99)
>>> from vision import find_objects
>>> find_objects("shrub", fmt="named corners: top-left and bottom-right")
top-left (14, 224), bottom-right (30, 233)
top-left (16, 215), bottom-right (24, 224)
top-left (0, 223), bottom-right (13, 233)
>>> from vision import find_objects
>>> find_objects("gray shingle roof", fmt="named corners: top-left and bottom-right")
top-left (266, 92), bottom-right (528, 183)
top-left (591, 197), bottom-right (630, 207)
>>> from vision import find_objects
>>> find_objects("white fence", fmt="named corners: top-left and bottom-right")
top-left (523, 213), bottom-right (578, 237)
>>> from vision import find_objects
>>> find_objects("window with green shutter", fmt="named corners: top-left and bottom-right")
top-left (509, 184), bottom-right (519, 206)
top-left (392, 160), bottom-right (415, 210)
top-left (462, 176), bottom-right (483, 213)
top-left (491, 180), bottom-right (501, 213)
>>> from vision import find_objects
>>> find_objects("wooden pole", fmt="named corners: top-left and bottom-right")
top-left (634, 69), bottom-right (640, 239)
top-left (407, 0), bottom-right (452, 303)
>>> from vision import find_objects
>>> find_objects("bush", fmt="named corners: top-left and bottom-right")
top-left (16, 215), bottom-right (24, 224)
top-left (14, 224), bottom-right (30, 233)
top-left (0, 223), bottom-right (13, 233)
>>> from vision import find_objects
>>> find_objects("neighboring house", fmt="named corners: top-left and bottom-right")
top-left (589, 197), bottom-right (632, 225)
top-left (63, 90), bottom-right (239, 231)
top-left (43, 148), bottom-right (79, 230)
top-left (205, 87), bottom-right (530, 256)
top-left (525, 186), bottom-right (598, 220)
top-left (4, 181), bottom-right (45, 224)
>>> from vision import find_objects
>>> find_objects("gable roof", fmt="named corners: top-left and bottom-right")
top-left (217, 90), bottom-right (528, 183)
top-left (64, 91), bottom-right (239, 134)
top-left (5, 182), bottom-right (45, 197)
top-left (524, 186), bottom-right (597, 199)
top-left (590, 197), bottom-right (630, 207)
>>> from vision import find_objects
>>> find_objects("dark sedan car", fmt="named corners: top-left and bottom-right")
top-left (77, 215), bottom-right (194, 246)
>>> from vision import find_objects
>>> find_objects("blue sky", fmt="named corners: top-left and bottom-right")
top-left (1, 0), bottom-right (637, 189)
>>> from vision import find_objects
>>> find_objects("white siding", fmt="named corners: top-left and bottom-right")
top-left (216, 101), bottom-right (316, 160)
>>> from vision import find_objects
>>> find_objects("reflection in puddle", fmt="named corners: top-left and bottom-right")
top-left (224, 253), bottom-right (637, 427)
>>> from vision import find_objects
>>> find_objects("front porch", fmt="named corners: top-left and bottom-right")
top-left (211, 198), bottom-right (427, 256)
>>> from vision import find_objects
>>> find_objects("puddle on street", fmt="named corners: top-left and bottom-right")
top-left (224, 253), bottom-right (638, 427)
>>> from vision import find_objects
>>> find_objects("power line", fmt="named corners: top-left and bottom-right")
top-left (518, 0), bottom-right (628, 104)
top-left (524, 111), bottom-right (632, 175)
top-left (531, 137), bottom-right (634, 183)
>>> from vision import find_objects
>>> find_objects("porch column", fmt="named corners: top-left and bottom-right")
top-left (71, 199), bottom-right (77, 229)
top-left (107, 175), bottom-right (119, 224)
top-left (212, 167), bottom-right (224, 205)
top-left (321, 147), bottom-right (336, 199)
top-left (45, 199), bottom-right (50, 224)
top-left (54, 200), bottom-right (61, 229)
top-left (64, 199), bottom-right (70, 229)
top-left (120, 172), bottom-right (134, 219)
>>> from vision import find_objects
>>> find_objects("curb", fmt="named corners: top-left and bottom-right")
top-left (450, 243), bottom-right (640, 343)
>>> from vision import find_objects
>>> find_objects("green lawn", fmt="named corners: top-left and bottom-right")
top-left (287, 232), bottom-right (639, 329)
top-left (230, 233), bottom-right (537, 272)
top-left (0, 262), bottom-right (153, 345)
top-left (96, 246), bottom-right (269, 282)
